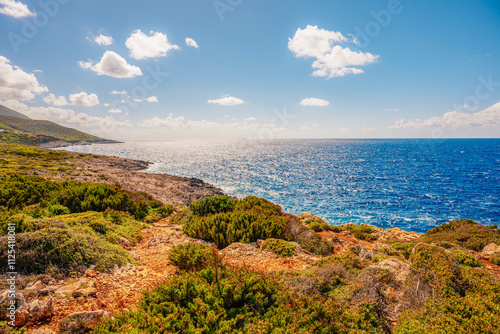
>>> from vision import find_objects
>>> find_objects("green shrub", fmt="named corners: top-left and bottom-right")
top-left (341, 224), bottom-right (378, 241)
top-left (396, 269), bottom-right (500, 333)
top-left (47, 204), bottom-right (70, 216)
top-left (0, 227), bottom-right (133, 276)
top-left (189, 196), bottom-right (236, 216)
top-left (295, 234), bottom-right (335, 256)
top-left (184, 211), bottom-right (288, 248)
top-left (390, 242), bottom-right (415, 258)
top-left (91, 267), bottom-right (389, 334)
top-left (169, 243), bottom-right (220, 271)
top-left (420, 219), bottom-right (500, 252)
top-left (315, 252), bottom-right (370, 274)
top-left (452, 249), bottom-right (481, 268)
top-left (409, 243), bottom-right (463, 295)
top-left (491, 254), bottom-right (500, 266)
top-left (262, 238), bottom-right (296, 257)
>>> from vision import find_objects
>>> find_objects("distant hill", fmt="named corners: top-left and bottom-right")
top-left (0, 104), bottom-right (31, 119)
top-left (0, 103), bottom-right (117, 147)
top-left (0, 115), bottom-right (107, 143)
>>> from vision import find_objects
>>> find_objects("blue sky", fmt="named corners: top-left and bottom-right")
top-left (0, 0), bottom-right (499, 140)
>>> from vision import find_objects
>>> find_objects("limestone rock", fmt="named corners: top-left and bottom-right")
top-left (482, 243), bottom-right (500, 258)
top-left (28, 296), bottom-right (54, 321)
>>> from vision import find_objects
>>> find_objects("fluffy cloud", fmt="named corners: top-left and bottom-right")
top-left (94, 34), bottom-right (114, 46)
top-left (69, 92), bottom-right (99, 107)
top-left (185, 37), bottom-right (199, 49)
top-left (390, 102), bottom-right (500, 129)
top-left (126, 30), bottom-right (180, 60)
top-left (1, 99), bottom-right (131, 130)
top-left (300, 97), bottom-right (330, 107)
top-left (207, 95), bottom-right (245, 106)
top-left (244, 117), bottom-right (256, 121)
top-left (110, 90), bottom-right (127, 95)
top-left (79, 51), bottom-right (142, 78)
top-left (0, 56), bottom-right (48, 100)
top-left (108, 109), bottom-right (122, 114)
top-left (43, 94), bottom-right (68, 106)
top-left (145, 96), bottom-right (158, 103)
top-left (0, 0), bottom-right (35, 18)
top-left (289, 25), bottom-right (379, 78)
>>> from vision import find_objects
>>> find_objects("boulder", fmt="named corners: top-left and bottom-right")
top-left (28, 296), bottom-right (54, 321)
top-left (72, 287), bottom-right (98, 298)
top-left (482, 243), bottom-right (500, 258)
top-left (54, 281), bottom-right (82, 297)
top-left (59, 310), bottom-right (111, 332)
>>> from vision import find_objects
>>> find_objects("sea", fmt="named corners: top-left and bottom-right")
top-left (58, 139), bottom-right (500, 233)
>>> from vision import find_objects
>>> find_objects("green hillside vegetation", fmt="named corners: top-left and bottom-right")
top-left (0, 104), bottom-right (30, 119)
top-left (0, 173), bottom-right (174, 277)
top-left (0, 115), bottom-right (106, 143)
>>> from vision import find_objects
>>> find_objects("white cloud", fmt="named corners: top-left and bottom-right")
top-left (108, 109), bottom-right (122, 114)
top-left (110, 90), bottom-right (127, 95)
top-left (126, 30), bottom-right (180, 60)
top-left (139, 114), bottom-right (186, 128)
top-left (43, 93), bottom-right (68, 106)
top-left (207, 95), bottom-right (245, 106)
top-left (288, 25), bottom-right (379, 78)
top-left (244, 117), bottom-right (256, 121)
top-left (69, 92), bottom-right (99, 107)
top-left (0, 0), bottom-right (35, 18)
top-left (389, 102), bottom-right (500, 129)
top-left (145, 96), bottom-right (158, 103)
top-left (384, 108), bottom-right (400, 112)
top-left (185, 37), bottom-right (199, 49)
top-left (1, 99), bottom-right (131, 131)
top-left (0, 56), bottom-right (48, 100)
top-left (94, 34), bottom-right (114, 46)
top-left (79, 51), bottom-right (142, 78)
top-left (300, 97), bottom-right (330, 107)
top-left (103, 103), bottom-right (110, 107)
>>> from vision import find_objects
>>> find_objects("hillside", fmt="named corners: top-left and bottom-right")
top-left (0, 104), bottom-right (30, 119)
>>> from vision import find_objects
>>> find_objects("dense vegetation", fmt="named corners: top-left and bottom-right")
top-left (92, 252), bottom-right (390, 334)
top-left (177, 196), bottom-right (335, 255)
top-left (168, 243), bottom-right (221, 271)
top-left (0, 115), bottom-right (106, 143)
top-left (0, 172), bottom-right (173, 277)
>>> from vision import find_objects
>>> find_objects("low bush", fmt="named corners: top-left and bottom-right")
top-left (189, 196), bottom-right (236, 216)
top-left (452, 249), bottom-right (482, 268)
top-left (420, 219), bottom-right (500, 252)
top-left (91, 266), bottom-right (389, 334)
top-left (0, 227), bottom-right (133, 276)
top-left (184, 211), bottom-right (288, 249)
top-left (396, 269), bottom-right (500, 333)
top-left (168, 243), bottom-right (221, 271)
top-left (390, 242), bottom-right (415, 259)
top-left (261, 238), bottom-right (296, 257)
top-left (409, 243), bottom-right (464, 296)
top-left (491, 254), bottom-right (500, 266)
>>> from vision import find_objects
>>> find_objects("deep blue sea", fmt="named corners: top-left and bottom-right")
top-left (59, 139), bottom-right (500, 233)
